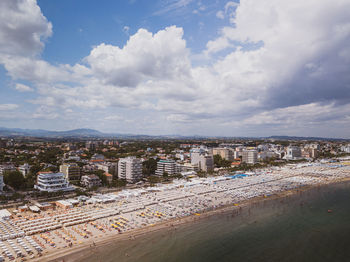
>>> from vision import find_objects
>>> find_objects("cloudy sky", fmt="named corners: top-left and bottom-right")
top-left (0, 0), bottom-right (350, 138)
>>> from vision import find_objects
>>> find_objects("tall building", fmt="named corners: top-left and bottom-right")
top-left (155, 159), bottom-right (176, 176)
top-left (212, 148), bottom-right (234, 161)
top-left (85, 141), bottom-right (98, 150)
top-left (341, 144), bottom-right (350, 153)
top-left (286, 146), bottom-right (302, 160)
top-left (198, 155), bottom-right (214, 172)
top-left (18, 163), bottom-right (31, 177)
top-left (35, 172), bottom-right (74, 192)
top-left (242, 150), bottom-right (258, 164)
top-left (118, 157), bottom-right (142, 183)
top-left (190, 148), bottom-right (214, 172)
top-left (59, 163), bottom-right (81, 183)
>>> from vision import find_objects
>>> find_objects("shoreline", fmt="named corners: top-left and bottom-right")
top-left (42, 177), bottom-right (350, 262)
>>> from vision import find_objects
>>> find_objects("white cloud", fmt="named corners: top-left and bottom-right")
top-left (0, 0), bottom-right (350, 136)
top-left (85, 26), bottom-right (191, 87)
top-left (215, 1), bottom-right (239, 22)
top-left (15, 83), bottom-right (33, 92)
top-left (0, 0), bottom-right (52, 57)
top-left (154, 0), bottom-right (194, 16)
top-left (104, 115), bottom-right (123, 121)
top-left (0, 104), bottom-right (19, 111)
top-left (216, 10), bottom-right (224, 19)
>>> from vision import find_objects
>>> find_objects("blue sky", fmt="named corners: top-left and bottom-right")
top-left (37, 0), bottom-right (228, 64)
top-left (0, 0), bottom-right (350, 137)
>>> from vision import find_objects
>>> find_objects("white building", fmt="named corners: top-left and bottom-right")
top-left (96, 162), bottom-right (118, 178)
top-left (341, 144), bottom-right (350, 153)
top-left (18, 163), bottom-right (31, 177)
top-left (0, 165), bottom-right (16, 175)
top-left (258, 151), bottom-right (277, 160)
top-left (176, 163), bottom-right (199, 172)
top-left (190, 148), bottom-right (214, 172)
top-left (118, 157), bottom-right (142, 183)
top-left (155, 159), bottom-right (176, 176)
top-left (286, 146), bottom-right (302, 160)
top-left (242, 150), bottom-right (258, 164)
top-left (81, 175), bottom-right (102, 188)
top-left (35, 172), bottom-right (75, 192)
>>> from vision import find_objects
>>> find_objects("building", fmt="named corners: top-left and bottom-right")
top-left (56, 200), bottom-right (73, 209)
top-left (310, 148), bottom-right (318, 158)
top-left (0, 175), bottom-right (4, 192)
top-left (35, 172), bottom-right (75, 192)
top-left (242, 150), bottom-right (258, 164)
top-left (0, 164), bottom-right (16, 175)
top-left (105, 173), bottom-right (113, 184)
top-left (85, 141), bottom-right (98, 150)
top-left (118, 157), bottom-right (142, 183)
top-left (81, 175), bottom-right (101, 188)
top-left (155, 159), bottom-right (176, 176)
top-left (176, 163), bottom-right (199, 172)
top-left (198, 155), bottom-right (214, 172)
top-left (96, 162), bottom-right (118, 178)
top-left (341, 144), bottom-right (350, 153)
top-left (91, 154), bottom-right (105, 161)
top-left (258, 151), bottom-right (277, 160)
top-left (0, 209), bottom-right (11, 220)
top-left (59, 163), bottom-right (81, 183)
top-left (286, 146), bottom-right (302, 160)
top-left (190, 148), bottom-right (214, 172)
top-left (18, 163), bottom-right (31, 177)
top-left (212, 148), bottom-right (234, 161)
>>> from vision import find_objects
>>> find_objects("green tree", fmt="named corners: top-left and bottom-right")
top-left (213, 154), bottom-right (231, 168)
top-left (142, 158), bottom-right (158, 176)
top-left (92, 170), bottom-right (108, 186)
top-left (111, 179), bottom-right (127, 187)
top-left (3, 170), bottom-right (25, 190)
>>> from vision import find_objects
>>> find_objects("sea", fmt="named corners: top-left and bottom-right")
top-left (72, 181), bottom-right (350, 262)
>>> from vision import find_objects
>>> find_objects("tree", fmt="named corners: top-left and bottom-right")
top-left (148, 175), bottom-right (161, 185)
top-left (92, 170), bottom-right (108, 186)
top-left (112, 179), bottom-right (127, 187)
top-left (213, 154), bottom-right (231, 168)
top-left (142, 158), bottom-right (158, 176)
top-left (3, 171), bottom-right (25, 190)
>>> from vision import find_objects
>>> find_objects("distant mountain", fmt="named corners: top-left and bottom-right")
top-left (0, 127), bottom-right (348, 140)
top-left (266, 135), bottom-right (348, 141)
top-left (0, 127), bottom-right (105, 138)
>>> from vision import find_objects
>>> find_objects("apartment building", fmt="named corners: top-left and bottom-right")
top-left (59, 163), bottom-right (81, 183)
top-left (155, 159), bottom-right (176, 176)
top-left (212, 148), bottom-right (234, 161)
top-left (35, 172), bottom-right (74, 192)
top-left (118, 157), bottom-right (142, 183)
top-left (242, 150), bottom-right (258, 164)
top-left (81, 175), bottom-right (101, 188)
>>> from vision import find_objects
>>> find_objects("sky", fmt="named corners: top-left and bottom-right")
top-left (0, 0), bottom-right (350, 138)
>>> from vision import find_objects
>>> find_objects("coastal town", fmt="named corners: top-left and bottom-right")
top-left (0, 137), bottom-right (349, 261)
